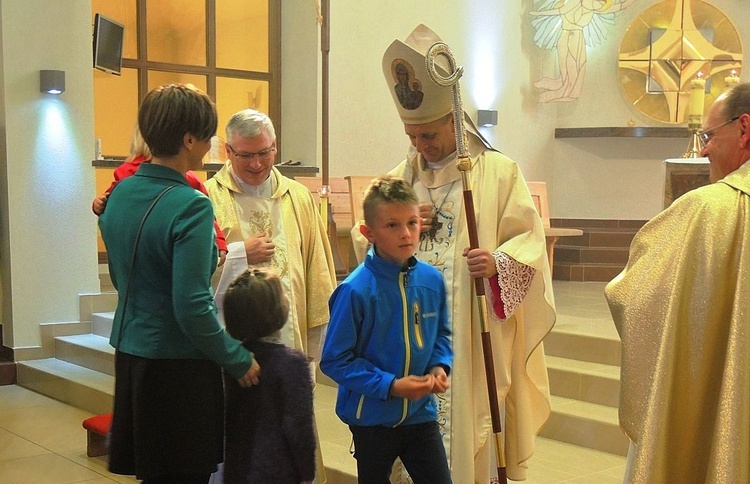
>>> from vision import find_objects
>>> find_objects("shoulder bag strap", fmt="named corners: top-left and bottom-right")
top-left (116, 184), bottom-right (178, 346)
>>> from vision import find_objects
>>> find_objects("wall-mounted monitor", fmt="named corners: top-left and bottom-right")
top-left (93, 13), bottom-right (124, 76)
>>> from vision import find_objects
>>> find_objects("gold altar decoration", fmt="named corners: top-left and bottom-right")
top-left (618, 0), bottom-right (742, 124)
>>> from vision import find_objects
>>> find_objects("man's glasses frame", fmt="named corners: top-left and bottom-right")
top-left (226, 143), bottom-right (277, 161)
top-left (698, 116), bottom-right (740, 146)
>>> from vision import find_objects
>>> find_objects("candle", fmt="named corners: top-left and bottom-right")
top-left (725, 69), bottom-right (740, 89)
top-left (688, 74), bottom-right (706, 121)
top-left (319, 185), bottom-right (330, 231)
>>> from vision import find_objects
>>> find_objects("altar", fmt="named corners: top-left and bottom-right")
top-left (663, 158), bottom-right (711, 208)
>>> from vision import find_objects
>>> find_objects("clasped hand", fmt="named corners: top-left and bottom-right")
top-left (244, 232), bottom-right (275, 264)
top-left (390, 366), bottom-right (450, 400)
top-left (418, 204), bottom-right (434, 234)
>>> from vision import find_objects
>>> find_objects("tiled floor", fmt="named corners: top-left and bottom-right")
top-left (0, 281), bottom-right (626, 483)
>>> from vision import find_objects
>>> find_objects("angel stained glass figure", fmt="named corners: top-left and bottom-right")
top-left (531, 0), bottom-right (637, 102)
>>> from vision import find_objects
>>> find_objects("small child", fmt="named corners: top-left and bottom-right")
top-left (320, 175), bottom-right (453, 484)
top-left (92, 126), bottom-right (228, 265)
top-left (222, 269), bottom-right (315, 484)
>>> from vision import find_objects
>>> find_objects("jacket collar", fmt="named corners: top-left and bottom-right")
top-left (134, 162), bottom-right (190, 186)
top-left (364, 245), bottom-right (417, 278)
top-left (212, 161), bottom-right (289, 199)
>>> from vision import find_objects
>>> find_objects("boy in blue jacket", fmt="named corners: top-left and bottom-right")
top-left (321, 176), bottom-right (453, 484)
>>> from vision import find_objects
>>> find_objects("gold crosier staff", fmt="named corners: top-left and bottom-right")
top-left (425, 42), bottom-right (508, 484)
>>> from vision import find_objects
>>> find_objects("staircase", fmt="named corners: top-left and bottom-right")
top-left (14, 272), bottom-right (626, 480)
top-left (552, 219), bottom-right (645, 282)
top-left (540, 281), bottom-right (628, 456)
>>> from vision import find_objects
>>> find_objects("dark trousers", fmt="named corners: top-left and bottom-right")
top-left (349, 421), bottom-right (452, 484)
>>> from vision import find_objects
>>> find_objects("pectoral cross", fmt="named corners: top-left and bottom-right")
top-left (428, 215), bottom-right (443, 241)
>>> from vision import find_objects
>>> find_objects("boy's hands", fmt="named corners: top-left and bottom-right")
top-left (390, 367), bottom-right (451, 400)
top-left (429, 366), bottom-right (450, 393)
top-left (390, 375), bottom-right (435, 400)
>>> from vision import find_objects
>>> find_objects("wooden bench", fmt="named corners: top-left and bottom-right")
top-left (82, 413), bottom-right (112, 457)
top-left (294, 177), bottom-right (358, 276)
top-left (526, 181), bottom-right (583, 270)
top-left (294, 177), bottom-right (353, 235)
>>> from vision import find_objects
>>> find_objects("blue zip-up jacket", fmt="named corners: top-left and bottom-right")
top-left (320, 247), bottom-right (453, 427)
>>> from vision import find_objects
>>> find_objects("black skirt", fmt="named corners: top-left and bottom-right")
top-left (108, 351), bottom-right (224, 479)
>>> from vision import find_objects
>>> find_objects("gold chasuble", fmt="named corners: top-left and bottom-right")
top-left (206, 164), bottom-right (335, 355)
top-left (606, 163), bottom-right (750, 484)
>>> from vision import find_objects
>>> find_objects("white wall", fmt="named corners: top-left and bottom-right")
top-left (282, 0), bottom-right (749, 221)
top-left (280, 1), bottom-right (320, 167)
top-left (0, 0), bottom-right (98, 348)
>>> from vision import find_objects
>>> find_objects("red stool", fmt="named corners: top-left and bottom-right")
top-left (82, 413), bottom-right (112, 457)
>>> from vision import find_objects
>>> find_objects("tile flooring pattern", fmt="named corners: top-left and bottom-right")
top-left (0, 281), bottom-right (627, 483)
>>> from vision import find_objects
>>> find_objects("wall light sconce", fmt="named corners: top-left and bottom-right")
top-left (40, 70), bottom-right (65, 95)
top-left (477, 109), bottom-right (498, 127)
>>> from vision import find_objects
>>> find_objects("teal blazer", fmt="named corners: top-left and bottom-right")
top-left (99, 163), bottom-right (252, 379)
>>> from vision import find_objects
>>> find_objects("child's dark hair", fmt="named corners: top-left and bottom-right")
top-left (362, 175), bottom-right (418, 225)
top-left (223, 269), bottom-right (289, 342)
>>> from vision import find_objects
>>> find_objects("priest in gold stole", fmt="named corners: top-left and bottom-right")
top-left (606, 83), bottom-right (750, 483)
top-left (359, 24), bottom-right (557, 483)
top-left (206, 109), bottom-right (335, 484)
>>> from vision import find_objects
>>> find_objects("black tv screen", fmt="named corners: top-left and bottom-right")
top-left (93, 14), bottom-right (124, 75)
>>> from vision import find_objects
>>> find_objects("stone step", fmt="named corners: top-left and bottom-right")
top-left (92, 311), bottom-right (115, 338)
top-left (541, 395), bottom-right (628, 457)
top-left (547, 355), bottom-right (620, 408)
top-left (16, 358), bottom-right (114, 415)
top-left (545, 328), bottom-right (621, 367)
top-left (56, 334), bottom-right (115, 376)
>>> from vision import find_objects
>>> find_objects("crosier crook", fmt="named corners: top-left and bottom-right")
top-left (425, 41), bottom-right (508, 484)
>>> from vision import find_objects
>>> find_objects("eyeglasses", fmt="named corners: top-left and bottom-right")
top-left (698, 116), bottom-right (740, 146)
top-left (227, 143), bottom-right (276, 161)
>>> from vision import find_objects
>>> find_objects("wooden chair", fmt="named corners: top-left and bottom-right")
top-left (526, 181), bottom-right (583, 270)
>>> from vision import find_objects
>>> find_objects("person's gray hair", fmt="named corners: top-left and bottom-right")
top-left (721, 82), bottom-right (750, 120)
top-left (225, 109), bottom-right (276, 142)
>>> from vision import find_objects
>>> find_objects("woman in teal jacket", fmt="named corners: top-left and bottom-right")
top-left (99, 84), bottom-right (259, 484)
